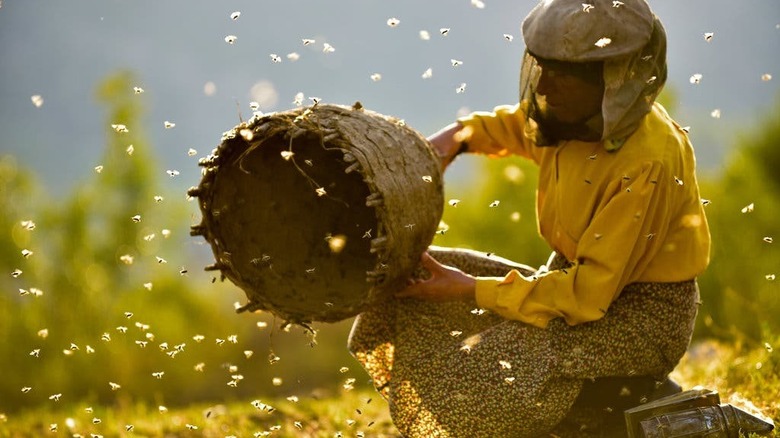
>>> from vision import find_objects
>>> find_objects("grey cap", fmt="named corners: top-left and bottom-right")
top-left (522, 0), bottom-right (655, 62)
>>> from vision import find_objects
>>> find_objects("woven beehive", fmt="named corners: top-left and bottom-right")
top-left (189, 103), bottom-right (444, 323)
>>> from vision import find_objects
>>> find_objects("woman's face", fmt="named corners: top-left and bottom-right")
top-left (534, 59), bottom-right (604, 124)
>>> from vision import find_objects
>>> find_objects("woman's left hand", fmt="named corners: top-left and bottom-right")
top-left (395, 252), bottom-right (477, 302)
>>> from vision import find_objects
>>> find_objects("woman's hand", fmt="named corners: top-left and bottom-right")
top-left (396, 252), bottom-right (477, 302)
top-left (427, 123), bottom-right (469, 170)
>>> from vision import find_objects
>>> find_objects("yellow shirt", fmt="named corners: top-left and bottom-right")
top-left (457, 102), bottom-right (711, 328)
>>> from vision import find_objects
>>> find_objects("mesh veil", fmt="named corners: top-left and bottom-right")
top-left (519, 8), bottom-right (667, 149)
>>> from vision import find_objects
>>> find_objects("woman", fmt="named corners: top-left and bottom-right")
top-left (349, 0), bottom-right (711, 436)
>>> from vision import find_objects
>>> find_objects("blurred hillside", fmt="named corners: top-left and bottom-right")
top-left (0, 73), bottom-right (363, 413)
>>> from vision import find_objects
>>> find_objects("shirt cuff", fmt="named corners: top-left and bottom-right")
top-left (475, 278), bottom-right (502, 310)
top-left (475, 270), bottom-right (523, 310)
top-left (474, 271), bottom-right (553, 328)
top-left (456, 112), bottom-right (495, 151)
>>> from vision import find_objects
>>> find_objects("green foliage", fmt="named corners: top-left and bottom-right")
top-left (655, 85), bottom-right (679, 114)
top-left (0, 155), bottom-right (41, 280)
top-left (741, 104), bottom-right (780, 194)
top-left (696, 97), bottom-right (780, 343)
top-left (0, 71), bottom-right (359, 414)
top-left (673, 337), bottom-right (779, 432)
top-left (433, 155), bottom-right (550, 267)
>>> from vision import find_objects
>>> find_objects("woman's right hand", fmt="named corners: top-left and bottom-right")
top-left (395, 252), bottom-right (476, 302)
top-left (427, 122), bottom-right (469, 169)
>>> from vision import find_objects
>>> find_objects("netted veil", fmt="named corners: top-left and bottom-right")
top-left (519, 0), bottom-right (667, 149)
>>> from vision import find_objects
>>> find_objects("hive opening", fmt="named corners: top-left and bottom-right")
top-left (209, 131), bottom-right (379, 322)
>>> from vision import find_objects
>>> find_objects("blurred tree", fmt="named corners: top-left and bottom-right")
top-left (0, 155), bottom-right (46, 406)
top-left (434, 156), bottom-right (549, 267)
top-left (655, 86), bottom-right (679, 114)
top-left (696, 95), bottom-right (780, 343)
top-left (0, 71), bottom-right (235, 411)
top-left (741, 98), bottom-right (780, 193)
top-left (0, 71), bottom-right (366, 414)
top-left (0, 155), bottom-right (41, 281)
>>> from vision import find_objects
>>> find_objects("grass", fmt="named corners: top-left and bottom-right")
top-left (1, 340), bottom-right (777, 438)
top-left (0, 388), bottom-right (398, 438)
top-left (672, 339), bottom-right (779, 437)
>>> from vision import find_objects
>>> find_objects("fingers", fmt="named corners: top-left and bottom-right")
top-left (395, 281), bottom-right (425, 298)
top-left (427, 123), bottom-right (464, 170)
top-left (398, 260), bottom-right (433, 298)
top-left (420, 251), bottom-right (441, 270)
top-left (395, 252), bottom-right (447, 299)
top-left (419, 251), bottom-right (433, 267)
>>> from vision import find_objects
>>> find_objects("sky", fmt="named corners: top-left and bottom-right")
top-left (0, 0), bottom-right (778, 198)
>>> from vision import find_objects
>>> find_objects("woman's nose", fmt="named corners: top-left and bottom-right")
top-left (536, 68), bottom-right (555, 96)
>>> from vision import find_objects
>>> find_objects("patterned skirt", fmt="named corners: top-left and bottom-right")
top-left (348, 247), bottom-right (699, 437)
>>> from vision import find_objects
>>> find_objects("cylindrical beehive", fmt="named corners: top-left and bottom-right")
top-left (190, 103), bottom-right (444, 323)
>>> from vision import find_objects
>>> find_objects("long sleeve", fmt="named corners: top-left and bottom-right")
top-left (456, 103), bottom-right (535, 160)
top-left (475, 160), bottom-right (673, 328)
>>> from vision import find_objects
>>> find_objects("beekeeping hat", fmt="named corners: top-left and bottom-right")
top-left (519, 0), bottom-right (667, 148)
